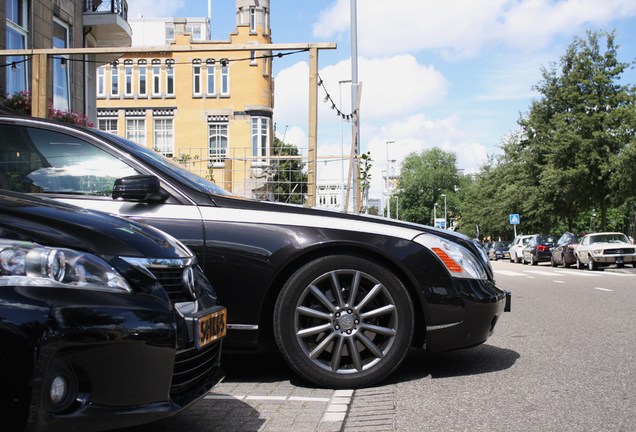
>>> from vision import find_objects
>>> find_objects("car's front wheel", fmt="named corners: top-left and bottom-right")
top-left (588, 255), bottom-right (598, 271)
top-left (273, 255), bottom-right (414, 389)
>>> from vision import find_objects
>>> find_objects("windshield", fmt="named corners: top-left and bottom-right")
top-left (92, 129), bottom-right (233, 197)
top-left (589, 233), bottom-right (629, 244)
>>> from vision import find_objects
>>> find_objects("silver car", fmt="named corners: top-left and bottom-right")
top-left (574, 232), bottom-right (636, 270)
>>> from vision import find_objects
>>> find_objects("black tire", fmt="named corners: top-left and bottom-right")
top-left (530, 254), bottom-right (538, 266)
top-left (515, 253), bottom-right (522, 263)
top-left (273, 255), bottom-right (414, 389)
top-left (616, 262), bottom-right (624, 268)
top-left (588, 255), bottom-right (597, 271)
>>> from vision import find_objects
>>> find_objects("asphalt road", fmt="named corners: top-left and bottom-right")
top-left (115, 260), bottom-right (636, 432)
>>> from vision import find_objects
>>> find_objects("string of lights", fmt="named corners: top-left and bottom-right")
top-left (1, 49), bottom-right (309, 69)
top-left (317, 73), bottom-right (357, 122)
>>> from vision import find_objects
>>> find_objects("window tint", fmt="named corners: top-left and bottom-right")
top-left (0, 124), bottom-right (137, 195)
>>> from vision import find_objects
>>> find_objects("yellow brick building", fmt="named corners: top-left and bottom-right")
top-left (95, 0), bottom-right (274, 197)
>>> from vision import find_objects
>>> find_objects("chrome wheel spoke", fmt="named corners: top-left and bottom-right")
top-left (330, 336), bottom-right (345, 372)
top-left (361, 304), bottom-right (395, 319)
top-left (357, 331), bottom-right (384, 358)
top-left (347, 337), bottom-right (364, 372)
top-left (308, 284), bottom-right (338, 313)
top-left (297, 322), bottom-right (333, 338)
top-left (330, 272), bottom-right (346, 308)
top-left (360, 322), bottom-right (397, 337)
top-left (355, 283), bottom-right (383, 310)
top-left (346, 271), bottom-right (362, 306)
top-left (297, 306), bottom-right (332, 321)
top-left (309, 332), bottom-right (336, 360)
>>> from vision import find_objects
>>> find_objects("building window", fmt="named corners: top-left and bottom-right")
top-left (124, 59), bottom-right (133, 97)
top-left (151, 59), bottom-right (161, 97)
top-left (264, 7), bottom-right (270, 35)
top-left (52, 19), bottom-right (70, 111)
top-left (138, 60), bottom-right (147, 97)
top-left (96, 66), bottom-right (105, 97)
top-left (165, 59), bottom-right (175, 96)
top-left (5, 0), bottom-right (29, 94)
top-left (110, 61), bottom-right (119, 97)
top-left (251, 116), bottom-right (270, 166)
top-left (208, 122), bottom-right (228, 166)
top-left (250, 50), bottom-right (257, 66)
top-left (165, 24), bottom-right (174, 43)
top-left (220, 61), bottom-right (230, 96)
top-left (192, 59), bottom-right (202, 96)
top-left (126, 118), bottom-right (146, 146)
top-left (154, 118), bottom-right (174, 157)
top-left (187, 23), bottom-right (202, 40)
top-left (98, 118), bottom-right (118, 134)
top-left (249, 6), bottom-right (256, 33)
top-left (206, 59), bottom-right (215, 96)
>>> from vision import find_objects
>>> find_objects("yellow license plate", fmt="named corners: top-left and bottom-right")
top-left (196, 308), bottom-right (227, 350)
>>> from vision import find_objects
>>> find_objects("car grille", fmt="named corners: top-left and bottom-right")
top-left (170, 340), bottom-right (222, 404)
top-left (148, 267), bottom-right (195, 303)
top-left (604, 248), bottom-right (635, 255)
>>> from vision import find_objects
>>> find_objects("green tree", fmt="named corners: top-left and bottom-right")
top-left (518, 30), bottom-right (636, 231)
top-left (270, 137), bottom-right (307, 204)
top-left (397, 148), bottom-right (460, 226)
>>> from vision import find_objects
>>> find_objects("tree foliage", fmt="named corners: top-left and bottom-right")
top-left (396, 30), bottom-right (636, 240)
top-left (270, 137), bottom-right (307, 205)
top-left (397, 148), bottom-right (460, 226)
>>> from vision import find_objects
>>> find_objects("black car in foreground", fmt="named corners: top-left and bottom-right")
top-left (0, 113), bottom-right (510, 389)
top-left (0, 191), bottom-right (226, 432)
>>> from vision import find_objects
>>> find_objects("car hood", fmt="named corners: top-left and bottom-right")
top-left (209, 194), bottom-right (486, 261)
top-left (0, 190), bottom-right (193, 259)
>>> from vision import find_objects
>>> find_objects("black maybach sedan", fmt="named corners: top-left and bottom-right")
top-left (0, 113), bottom-right (510, 389)
top-left (0, 191), bottom-right (226, 432)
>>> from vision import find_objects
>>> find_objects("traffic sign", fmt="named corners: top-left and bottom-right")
top-left (509, 214), bottom-right (520, 225)
top-left (435, 218), bottom-right (446, 228)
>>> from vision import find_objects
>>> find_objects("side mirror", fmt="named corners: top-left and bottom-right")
top-left (112, 175), bottom-right (169, 203)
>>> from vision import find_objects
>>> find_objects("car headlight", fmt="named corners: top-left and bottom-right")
top-left (0, 240), bottom-right (131, 292)
top-left (415, 234), bottom-right (489, 280)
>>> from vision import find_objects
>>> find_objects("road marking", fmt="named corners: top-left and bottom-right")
top-left (494, 270), bottom-right (527, 276)
top-left (205, 394), bottom-right (331, 402)
top-left (593, 287), bottom-right (613, 292)
top-left (552, 270), bottom-right (601, 277)
top-left (553, 280), bottom-right (565, 284)
top-left (525, 270), bottom-right (559, 276)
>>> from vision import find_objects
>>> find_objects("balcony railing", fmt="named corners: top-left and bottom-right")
top-left (84, 0), bottom-right (128, 21)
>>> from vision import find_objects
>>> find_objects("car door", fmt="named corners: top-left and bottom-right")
top-left (0, 122), bottom-right (207, 261)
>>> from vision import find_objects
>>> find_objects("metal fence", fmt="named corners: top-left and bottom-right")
top-left (172, 146), bottom-right (310, 205)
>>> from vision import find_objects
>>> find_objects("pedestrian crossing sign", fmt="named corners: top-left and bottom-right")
top-left (509, 214), bottom-right (520, 225)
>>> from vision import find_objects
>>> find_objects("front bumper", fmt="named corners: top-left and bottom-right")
top-left (5, 287), bottom-right (225, 432)
top-left (424, 278), bottom-right (510, 353)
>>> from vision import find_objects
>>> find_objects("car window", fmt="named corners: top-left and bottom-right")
top-left (0, 125), bottom-right (138, 196)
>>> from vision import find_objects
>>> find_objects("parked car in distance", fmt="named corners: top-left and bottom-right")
top-left (0, 113), bottom-right (511, 389)
top-left (551, 232), bottom-right (583, 267)
top-left (509, 234), bottom-right (533, 263)
top-left (522, 234), bottom-right (557, 266)
top-left (489, 241), bottom-right (511, 261)
top-left (0, 191), bottom-right (226, 432)
top-left (574, 232), bottom-right (636, 270)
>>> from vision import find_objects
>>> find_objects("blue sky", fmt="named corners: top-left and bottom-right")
top-left (128, 0), bottom-right (636, 199)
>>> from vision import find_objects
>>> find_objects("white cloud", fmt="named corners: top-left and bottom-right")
top-left (314, 0), bottom-right (636, 58)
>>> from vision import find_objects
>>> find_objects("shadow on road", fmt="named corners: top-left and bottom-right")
top-left (389, 344), bottom-right (520, 383)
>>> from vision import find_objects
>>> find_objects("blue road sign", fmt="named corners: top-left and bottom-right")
top-left (509, 214), bottom-right (520, 225)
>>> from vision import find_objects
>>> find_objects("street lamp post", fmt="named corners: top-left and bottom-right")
top-left (339, 79), bottom-right (352, 211)
top-left (434, 203), bottom-right (437, 227)
top-left (441, 194), bottom-right (447, 229)
top-left (386, 141), bottom-right (394, 218)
